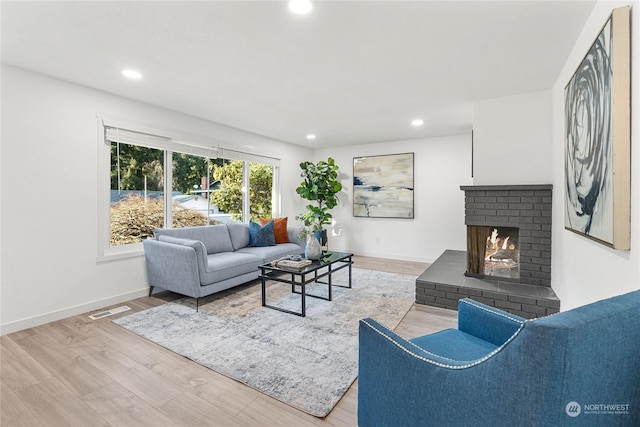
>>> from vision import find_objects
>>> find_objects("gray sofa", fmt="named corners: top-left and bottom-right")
top-left (142, 223), bottom-right (304, 307)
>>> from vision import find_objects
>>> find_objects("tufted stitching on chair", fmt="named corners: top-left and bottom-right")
top-left (405, 341), bottom-right (457, 361)
top-left (460, 298), bottom-right (526, 324)
top-left (361, 318), bottom-right (526, 370)
top-left (527, 310), bottom-right (561, 322)
top-left (371, 320), bottom-right (459, 361)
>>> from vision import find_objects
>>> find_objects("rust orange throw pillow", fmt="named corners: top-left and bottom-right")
top-left (260, 217), bottom-right (289, 243)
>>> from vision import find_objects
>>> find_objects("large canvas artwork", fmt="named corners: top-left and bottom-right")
top-left (564, 6), bottom-right (630, 249)
top-left (353, 153), bottom-right (414, 218)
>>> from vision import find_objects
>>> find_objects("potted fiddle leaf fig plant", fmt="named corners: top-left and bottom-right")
top-left (296, 157), bottom-right (342, 248)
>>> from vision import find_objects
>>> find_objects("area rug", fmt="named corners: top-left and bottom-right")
top-left (113, 268), bottom-right (416, 417)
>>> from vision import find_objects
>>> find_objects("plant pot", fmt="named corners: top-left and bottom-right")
top-left (314, 229), bottom-right (328, 247)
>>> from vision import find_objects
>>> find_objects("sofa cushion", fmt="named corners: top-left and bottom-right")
top-left (201, 252), bottom-right (263, 284)
top-left (154, 225), bottom-right (233, 255)
top-left (260, 217), bottom-right (289, 243)
top-left (227, 222), bottom-right (250, 250)
top-left (248, 220), bottom-right (275, 247)
top-left (238, 242), bottom-right (304, 263)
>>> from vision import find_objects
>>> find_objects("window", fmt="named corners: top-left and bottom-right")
top-left (247, 162), bottom-right (274, 221)
top-left (208, 160), bottom-right (274, 222)
top-left (171, 153), bottom-right (232, 227)
top-left (98, 119), bottom-right (280, 260)
top-left (110, 141), bottom-right (165, 245)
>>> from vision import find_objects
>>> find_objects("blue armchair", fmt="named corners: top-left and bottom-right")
top-left (358, 290), bottom-right (640, 426)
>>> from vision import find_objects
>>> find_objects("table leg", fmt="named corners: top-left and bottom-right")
top-left (261, 269), bottom-right (267, 306)
top-left (328, 263), bottom-right (333, 301)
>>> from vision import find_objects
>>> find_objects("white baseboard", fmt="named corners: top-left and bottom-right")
top-left (0, 288), bottom-right (149, 335)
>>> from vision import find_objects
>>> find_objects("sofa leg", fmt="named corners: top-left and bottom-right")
top-left (196, 297), bottom-right (199, 312)
top-left (148, 286), bottom-right (154, 297)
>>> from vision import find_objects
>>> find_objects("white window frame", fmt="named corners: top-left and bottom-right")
top-left (96, 114), bottom-right (280, 262)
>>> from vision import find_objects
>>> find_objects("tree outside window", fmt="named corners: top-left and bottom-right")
top-left (109, 141), bottom-right (275, 246)
top-left (210, 161), bottom-right (273, 221)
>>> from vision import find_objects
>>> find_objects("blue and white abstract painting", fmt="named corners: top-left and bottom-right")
top-left (353, 153), bottom-right (414, 218)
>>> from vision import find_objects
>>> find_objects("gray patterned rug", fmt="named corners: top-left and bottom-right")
top-left (113, 268), bottom-right (415, 417)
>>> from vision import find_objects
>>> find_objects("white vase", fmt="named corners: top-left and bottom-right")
top-left (305, 234), bottom-right (322, 260)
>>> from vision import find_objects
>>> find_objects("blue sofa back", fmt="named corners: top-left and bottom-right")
top-left (358, 290), bottom-right (640, 426)
top-left (515, 290), bottom-right (640, 423)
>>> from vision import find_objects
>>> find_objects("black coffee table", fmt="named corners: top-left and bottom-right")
top-left (259, 251), bottom-right (353, 317)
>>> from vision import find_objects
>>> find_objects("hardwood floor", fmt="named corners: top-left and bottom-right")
top-left (1, 256), bottom-right (457, 426)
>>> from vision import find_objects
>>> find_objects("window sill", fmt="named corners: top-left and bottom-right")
top-left (96, 244), bottom-right (144, 263)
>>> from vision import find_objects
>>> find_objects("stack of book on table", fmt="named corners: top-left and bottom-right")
top-left (273, 258), bottom-right (312, 270)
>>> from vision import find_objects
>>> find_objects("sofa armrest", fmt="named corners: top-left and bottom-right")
top-left (156, 235), bottom-right (208, 270)
top-left (457, 298), bottom-right (525, 346)
top-left (142, 238), bottom-right (202, 298)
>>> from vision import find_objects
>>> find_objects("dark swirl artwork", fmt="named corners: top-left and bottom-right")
top-left (564, 17), bottom-right (613, 243)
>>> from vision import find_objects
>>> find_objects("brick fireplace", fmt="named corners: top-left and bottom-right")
top-left (415, 184), bottom-right (559, 318)
top-left (462, 185), bottom-right (552, 286)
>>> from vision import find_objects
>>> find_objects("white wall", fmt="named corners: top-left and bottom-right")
top-left (0, 65), bottom-right (471, 334)
top-left (4, 0), bottom-right (635, 333)
top-left (314, 134), bottom-right (473, 263)
top-left (551, 1), bottom-right (640, 309)
top-left (0, 65), bottom-right (311, 333)
top-left (473, 90), bottom-right (552, 185)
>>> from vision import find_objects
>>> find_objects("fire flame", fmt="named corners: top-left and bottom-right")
top-left (502, 236), bottom-right (510, 250)
top-left (489, 228), bottom-right (498, 247)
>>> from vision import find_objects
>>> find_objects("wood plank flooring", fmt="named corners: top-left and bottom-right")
top-left (1, 256), bottom-right (457, 426)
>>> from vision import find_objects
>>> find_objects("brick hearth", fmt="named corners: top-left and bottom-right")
top-left (416, 250), bottom-right (560, 319)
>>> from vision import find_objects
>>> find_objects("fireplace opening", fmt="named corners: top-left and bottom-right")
top-left (484, 227), bottom-right (519, 279)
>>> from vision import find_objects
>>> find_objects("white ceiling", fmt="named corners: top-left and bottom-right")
top-left (1, 1), bottom-right (595, 148)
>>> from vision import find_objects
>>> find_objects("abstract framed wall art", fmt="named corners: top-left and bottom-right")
top-left (353, 152), bottom-right (414, 218)
top-left (564, 6), bottom-right (630, 249)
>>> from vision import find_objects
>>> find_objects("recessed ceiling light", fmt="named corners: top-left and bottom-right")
top-left (306, 134), bottom-right (316, 140)
top-left (289, 0), bottom-right (313, 15)
top-left (121, 69), bottom-right (142, 79)
top-left (411, 119), bottom-right (424, 127)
